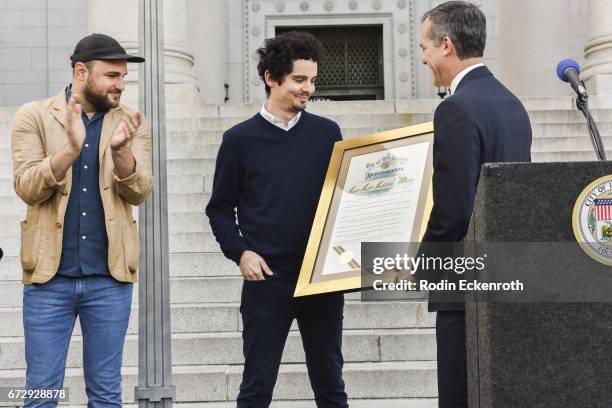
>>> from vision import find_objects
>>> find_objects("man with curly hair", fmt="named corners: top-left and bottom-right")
top-left (206, 31), bottom-right (348, 407)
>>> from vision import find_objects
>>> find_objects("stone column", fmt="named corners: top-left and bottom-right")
top-left (87, 0), bottom-right (197, 87)
top-left (161, 0), bottom-right (197, 85)
top-left (88, 0), bottom-right (140, 86)
top-left (187, 0), bottom-right (227, 104)
top-left (135, 0), bottom-right (175, 405)
top-left (582, 0), bottom-right (612, 94)
top-left (498, 0), bottom-right (572, 97)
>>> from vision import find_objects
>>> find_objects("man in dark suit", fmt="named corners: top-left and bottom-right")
top-left (418, 2), bottom-right (532, 407)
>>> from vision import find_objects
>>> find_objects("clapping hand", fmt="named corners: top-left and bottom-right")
top-left (110, 112), bottom-right (142, 151)
top-left (65, 94), bottom-right (86, 154)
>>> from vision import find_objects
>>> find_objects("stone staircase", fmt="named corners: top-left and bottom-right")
top-left (0, 88), bottom-right (611, 407)
top-left (524, 95), bottom-right (612, 162)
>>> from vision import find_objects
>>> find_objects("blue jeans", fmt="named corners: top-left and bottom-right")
top-left (22, 274), bottom-right (133, 408)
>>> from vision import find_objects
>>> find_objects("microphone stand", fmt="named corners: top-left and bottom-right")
top-left (575, 88), bottom-right (607, 161)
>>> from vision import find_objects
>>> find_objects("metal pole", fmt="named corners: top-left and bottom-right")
top-left (136, 0), bottom-right (175, 406)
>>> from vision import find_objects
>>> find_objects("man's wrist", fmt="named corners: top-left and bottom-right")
top-left (111, 143), bottom-right (130, 153)
top-left (64, 143), bottom-right (81, 158)
top-left (238, 249), bottom-right (254, 263)
top-left (239, 250), bottom-right (249, 262)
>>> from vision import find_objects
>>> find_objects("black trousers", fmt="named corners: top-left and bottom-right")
top-left (237, 269), bottom-right (348, 408)
top-left (436, 311), bottom-right (468, 408)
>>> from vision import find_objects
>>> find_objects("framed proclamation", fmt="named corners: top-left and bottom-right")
top-left (294, 122), bottom-right (434, 297)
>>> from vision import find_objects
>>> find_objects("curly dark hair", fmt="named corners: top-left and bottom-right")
top-left (257, 31), bottom-right (323, 97)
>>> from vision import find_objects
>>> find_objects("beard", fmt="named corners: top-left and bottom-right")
top-left (290, 94), bottom-right (310, 113)
top-left (83, 78), bottom-right (120, 112)
top-left (291, 103), bottom-right (307, 113)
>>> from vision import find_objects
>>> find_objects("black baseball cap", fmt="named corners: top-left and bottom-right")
top-left (70, 33), bottom-right (145, 66)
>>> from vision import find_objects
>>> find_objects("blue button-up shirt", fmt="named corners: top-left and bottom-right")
top-left (58, 86), bottom-right (110, 277)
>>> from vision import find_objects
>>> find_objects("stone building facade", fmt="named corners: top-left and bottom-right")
top-left (1, 0), bottom-right (610, 107)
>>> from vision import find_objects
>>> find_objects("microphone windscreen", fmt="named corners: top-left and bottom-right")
top-left (556, 59), bottom-right (581, 82)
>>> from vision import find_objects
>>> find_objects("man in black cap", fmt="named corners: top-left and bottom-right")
top-left (11, 33), bottom-right (152, 407)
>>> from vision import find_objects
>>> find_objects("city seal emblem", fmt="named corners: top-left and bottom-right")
top-left (573, 175), bottom-right (612, 266)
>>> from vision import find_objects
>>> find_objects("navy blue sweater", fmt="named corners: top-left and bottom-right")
top-left (205, 111), bottom-right (342, 273)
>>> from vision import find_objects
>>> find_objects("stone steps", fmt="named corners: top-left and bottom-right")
top-left (0, 175), bottom-right (207, 195)
top-left (0, 328), bottom-right (436, 369)
top-left (1, 124), bottom-right (409, 154)
top-left (0, 97), bottom-right (607, 130)
top-left (0, 163), bottom-right (11, 177)
top-left (3, 257), bottom-right (420, 286)
top-left (2, 126), bottom-right (611, 166)
top-left (167, 100), bottom-right (407, 119)
top-left (531, 135), bottom-right (612, 150)
top-left (532, 151), bottom-right (611, 162)
top-left (0, 273), bottom-right (426, 306)
top-left (0, 301), bottom-right (435, 337)
top-left (166, 175), bottom-right (206, 193)
top-left (167, 192), bottom-right (210, 212)
top-left (0, 98), bottom-right (607, 127)
top-left (0, 144), bottom-right (217, 163)
top-left (165, 114), bottom-right (415, 132)
top-left (168, 212), bottom-right (211, 232)
top-left (167, 158), bottom-right (216, 176)
top-left (3, 114), bottom-right (610, 152)
top-left (0, 215), bottom-right (20, 236)
top-left (0, 196), bottom-right (24, 216)
top-left (0, 271), bottom-right (425, 303)
top-left (2, 97), bottom-right (612, 406)
top-left (1, 231), bottom-right (223, 257)
top-left (0, 252), bottom-right (238, 281)
top-left (168, 253), bottom-right (239, 277)
top-left (0, 108), bottom-right (18, 121)
top-left (0, 256), bottom-right (20, 280)
top-left (0, 361), bottom-right (438, 404)
top-left (0, 178), bottom-right (13, 195)
top-left (167, 130), bottom-right (223, 146)
top-left (169, 232), bottom-right (220, 253)
top-left (0, 192), bottom-right (209, 217)
top-left (531, 122), bottom-right (612, 138)
top-left (0, 276), bottom-right (243, 307)
top-left (118, 84), bottom-right (202, 108)
top-left (528, 109), bottom-right (612, 124)
top-left (48, 400), bottom-right (438, 408)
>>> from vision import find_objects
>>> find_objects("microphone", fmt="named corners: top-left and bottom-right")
top-left (556, 59), bottom-right (588, 98)
top-left (555, 59), bottom-right (606, 160)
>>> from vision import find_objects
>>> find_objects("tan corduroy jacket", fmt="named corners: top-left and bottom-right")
top-left (11, 89), bottom-right (153, 284)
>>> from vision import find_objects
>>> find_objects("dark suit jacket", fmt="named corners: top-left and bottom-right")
top-left (421, 66), bottom-right (532, 312)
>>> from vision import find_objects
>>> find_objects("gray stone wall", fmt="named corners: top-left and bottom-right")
top-left (0, 0), bottom-right (87, 106)
top-left (568, 0), bottom-right (589, 69)
top-left (414, 0), bottom-right (501, 98)
top-left (0, 0), bottom-right (596, 106)
top-left (187, 0), bottom-right (228, 105)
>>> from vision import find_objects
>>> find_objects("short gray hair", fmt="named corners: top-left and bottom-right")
top-left (422, 1), bottom-right (486, 60)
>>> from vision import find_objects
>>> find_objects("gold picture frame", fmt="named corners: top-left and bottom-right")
top-left (294, 122), bottom-right (435, 297)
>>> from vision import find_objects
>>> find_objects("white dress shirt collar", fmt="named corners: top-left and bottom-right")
top-left (260, 103), bottom-right (302, 131)
top-left (450, 63), bottom-right (485, 95)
